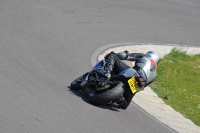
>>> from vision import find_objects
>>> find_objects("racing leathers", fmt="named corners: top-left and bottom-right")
top-left (104, 51), bottom-right (158, 109)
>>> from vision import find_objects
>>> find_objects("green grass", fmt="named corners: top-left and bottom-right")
top-left (150, 48), bottom-right (200, 126)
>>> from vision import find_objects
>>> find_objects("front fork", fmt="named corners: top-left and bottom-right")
top-left (80, 74), bottom-right (89, 88)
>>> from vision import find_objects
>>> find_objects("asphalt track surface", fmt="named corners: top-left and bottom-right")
top-left (0, 0), bottom-right (200, 133)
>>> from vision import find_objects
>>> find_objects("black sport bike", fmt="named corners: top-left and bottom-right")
top-left (70, 59), bottom-right (139, 105)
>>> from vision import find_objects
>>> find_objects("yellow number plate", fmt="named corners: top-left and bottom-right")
top-left (128, 77), bottom-right (138, 94)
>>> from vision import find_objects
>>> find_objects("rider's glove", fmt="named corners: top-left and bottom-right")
top-left (104, 63), bottom-right (113, 78)
top-left (104, 72), bottom-right (111, 78)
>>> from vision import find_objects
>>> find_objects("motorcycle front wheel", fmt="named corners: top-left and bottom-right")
top-left (70, 73), bottom-right (88, 90)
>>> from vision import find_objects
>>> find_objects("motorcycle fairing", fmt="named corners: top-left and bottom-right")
top-left (92, 60), bottom-right (105, 70)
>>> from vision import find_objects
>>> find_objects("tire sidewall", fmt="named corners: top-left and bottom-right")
top-left (70, 73), bottom-right (88, 90)
top-left (88, 81), bottom-right (124, 105)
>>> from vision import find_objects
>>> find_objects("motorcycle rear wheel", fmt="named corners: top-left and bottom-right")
top-left (88, 81), bottom-right (124, 105)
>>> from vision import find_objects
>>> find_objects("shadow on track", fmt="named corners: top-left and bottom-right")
top-left (67, 86), bottom-right (120, 112)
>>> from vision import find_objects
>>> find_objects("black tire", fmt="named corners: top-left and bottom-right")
top-left (88, 81), bottom-right (124, 105)
top-left (70, 73), bottom-right (88, 90)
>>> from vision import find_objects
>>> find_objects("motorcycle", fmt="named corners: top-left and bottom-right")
top-left (70, 59), bottom-right (139, 105)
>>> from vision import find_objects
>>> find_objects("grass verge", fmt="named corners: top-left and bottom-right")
top-left (150, 48), bottom-right (200, 126)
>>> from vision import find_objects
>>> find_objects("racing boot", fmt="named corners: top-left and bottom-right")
top-left (115, 96), bottom-right (128, 110)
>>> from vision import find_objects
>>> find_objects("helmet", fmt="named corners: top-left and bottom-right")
top-left (145, 51), bottom-right (160, 63)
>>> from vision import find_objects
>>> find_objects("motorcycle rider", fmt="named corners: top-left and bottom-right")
top-left (102, 50), bottom-right (160, 109)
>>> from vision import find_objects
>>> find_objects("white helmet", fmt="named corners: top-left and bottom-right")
top-left (145, 51), bottom-right (160, 63)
